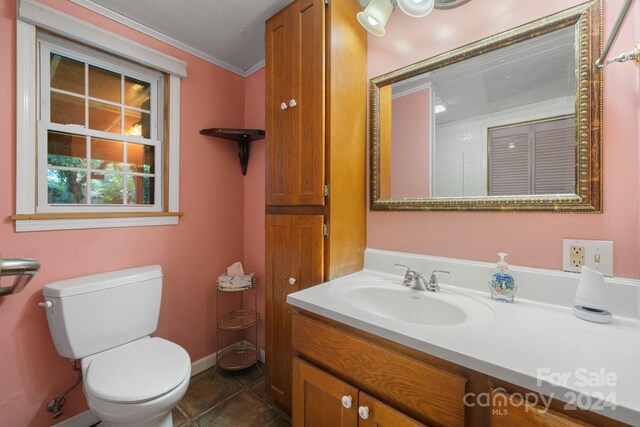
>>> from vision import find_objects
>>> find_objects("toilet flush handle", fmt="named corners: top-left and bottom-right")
top-left (38, 300), bottom-right (53, 308)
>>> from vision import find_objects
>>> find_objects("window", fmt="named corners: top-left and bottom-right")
top-left (488, 117), bottom-right (575, 196)
top-left (15, 0), bottom-right (186, 232)
top-left (39, 35), bottom-right (163, 213)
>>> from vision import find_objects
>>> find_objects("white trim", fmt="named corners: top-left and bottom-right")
top-left (428, 86), bottom-right (436, 196)
top-left (68, 0), bottom-right (258, 77)
top-left (168, 76), bottom-right (180, 212)
top-left (392, 80), bottom-right (433, 99)
top-left (15, 215), bottom-right (179, 232)
top-left (51, 409), bottom-right (99, 427)
top-left (16, 18), bottom-right (182, 231)
top-left (244, 61), bottom-right (265, 77)
top-left (16, 21), bottom-right (37, 215)
top-left (18, 0), bottom-right (187, 77)
top-left (190, 351), bottom-right (218, 377)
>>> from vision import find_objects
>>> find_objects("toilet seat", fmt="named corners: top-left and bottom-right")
top-left (84, 337), bottom-right (190, 404)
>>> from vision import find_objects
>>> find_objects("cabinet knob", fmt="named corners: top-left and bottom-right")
top-left (289, 99), bottom-right (297, 108)
top-left (280, 102), bottom-right (288, 110)
top-left (358, 406), bottom-right (369, 420)
top-left (288, 277), bottom-right (296, 285)
top-left (341, 395), bottom-right (352, 409)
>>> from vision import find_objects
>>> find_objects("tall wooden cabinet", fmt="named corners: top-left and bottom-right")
top-left (265, 0), bottom-right (367, 411)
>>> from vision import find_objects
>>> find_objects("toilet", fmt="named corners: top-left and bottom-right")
top-left (42, 266), bottom-right (191, 427)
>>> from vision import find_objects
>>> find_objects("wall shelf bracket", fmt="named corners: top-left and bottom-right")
top-left (199, 128), bottom-right (265, 175)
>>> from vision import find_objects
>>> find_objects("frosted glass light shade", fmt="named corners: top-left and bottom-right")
top-left (357, 0), bottom-right (394, 37)
top-left (397, 0), bottom-right (435, 17)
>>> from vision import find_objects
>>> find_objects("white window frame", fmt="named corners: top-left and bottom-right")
top-left (16, 0), bottom-right (185, 231)
top-left (39, 34), bottom-right (163, 213)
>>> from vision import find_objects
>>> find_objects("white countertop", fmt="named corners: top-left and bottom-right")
top-left (287, 269), bottom-right (640, 425)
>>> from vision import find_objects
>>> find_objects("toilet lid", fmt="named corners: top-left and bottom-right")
top-left (84, 337), bottom-right (190, 403)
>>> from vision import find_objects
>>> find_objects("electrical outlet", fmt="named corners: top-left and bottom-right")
top-left (563, 239), bottom-right (614, 276)
top-left (569, 245), bottom-right (585, 268)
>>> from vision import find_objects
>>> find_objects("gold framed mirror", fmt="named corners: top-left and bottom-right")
top-left (369, 0), bottom-right (602, 212)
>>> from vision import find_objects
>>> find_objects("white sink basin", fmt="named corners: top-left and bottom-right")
top-left (332, 281), bottom-right (494, 327)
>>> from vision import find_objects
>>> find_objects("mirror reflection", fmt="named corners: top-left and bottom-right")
top-left (383, 26), bottom-right (576, 200)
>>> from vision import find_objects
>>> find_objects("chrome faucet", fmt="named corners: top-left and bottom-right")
top-left (395, 264), bottom-right (450, 292)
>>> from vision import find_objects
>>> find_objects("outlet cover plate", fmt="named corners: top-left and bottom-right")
top-left (562, 239), bottom-right (613, 276)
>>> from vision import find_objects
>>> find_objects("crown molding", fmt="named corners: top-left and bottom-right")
top-left (68, 0), bottom-right (263, 77)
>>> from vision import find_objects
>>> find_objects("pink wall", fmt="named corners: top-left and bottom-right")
top-left (0, 0), bottom-right (251, 425)
top-left (367, 0), bottom-right (640, 279)
top-left (243, 68), bottom-right (266, 350)
top-left (391, 88), bottom-right (431, 198)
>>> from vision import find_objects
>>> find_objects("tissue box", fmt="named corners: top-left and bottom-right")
top-left (217, 273), bottom-right (255, 291)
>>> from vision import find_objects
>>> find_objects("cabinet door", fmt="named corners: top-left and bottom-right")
top-left (358, 392), bottom-right (426, 427)
top-left (266, 0), bottom-right (325, 206)
top-left (266, 6), bottom-right (295, 205)
top-left (266, 215), bottom-right (324, 409)
top-left (490, 389), bottom-right (591, 427)
top-left (293, 358), bottom-right (358, 427)
top-left (291, 0), bottom-right (325, 205)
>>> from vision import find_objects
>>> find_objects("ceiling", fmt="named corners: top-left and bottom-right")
top-left (77, 0), bottom-right (293, 76)
top-left (74, 1), bottom-right (474, 77)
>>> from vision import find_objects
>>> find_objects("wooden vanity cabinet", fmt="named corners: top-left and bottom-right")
top-left (265, 0), bottom-right (367, 411)
top-left (293, 357), bottom-right (426, 427)
top-left (292, 310), bottom-right (630, 427)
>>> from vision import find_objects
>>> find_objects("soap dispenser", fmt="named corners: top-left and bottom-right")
top-left (488, 252), bottom-right (517, 302)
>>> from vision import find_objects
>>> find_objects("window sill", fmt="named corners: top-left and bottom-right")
top-left (11, 212), bottom-right (183, 232)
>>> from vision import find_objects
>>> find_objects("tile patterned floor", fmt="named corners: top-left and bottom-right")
top-left (173, 362), bottom-right (291, 427)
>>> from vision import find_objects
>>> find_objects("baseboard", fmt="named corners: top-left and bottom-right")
top-left (190, 341), bottom-right (266, 377)
top-left (51, 409), bottom-right (99, 427)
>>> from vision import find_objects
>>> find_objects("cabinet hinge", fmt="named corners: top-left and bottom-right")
top-left (323, 184), bottom-right (329, 198)
top-left (323, 223), bottom-right (329, 237)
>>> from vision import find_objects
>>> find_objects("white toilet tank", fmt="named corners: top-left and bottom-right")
top-left (43, 266), bottom-right (163, 360)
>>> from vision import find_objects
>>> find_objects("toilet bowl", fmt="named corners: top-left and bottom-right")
top-left (82, 337), bottom-right (191, 427)
top-left (41, 266), bottom-right (191, 427)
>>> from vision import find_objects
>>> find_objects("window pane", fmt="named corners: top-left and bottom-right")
top-left (91, 138), bottom-right (123, 171)
top-left (51, 92), bottom-right (85, 126)
top-left (89, 65), bottom-right (121, 103)
top-left (127, 176), bottom-right (155, 205)
top-left (90, 173), bottom-right (124, 204)
top-left (48, 169), bottom-right (87, 204)
top-left (50, 54), bottom-right (85, 95)
top-left (48, 131), bottom-right (87, 168)
top-left (127, 144), bottom-right (155, 174)
top-left (89, 100), bottom-right (121, 133)
top-left (124, 109), bottom-right (150, 138)
top-left (124, 77), bottom-right (150, 110)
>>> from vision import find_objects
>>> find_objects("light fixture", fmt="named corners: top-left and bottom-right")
top-left (358, 0), bottom-right (440, 36)
top-left (434, 104), bottom-right (446, 114)
top-left (397, 0), bottom-right (435, 17)
top-left (357, 0), bottom-right (395, 37)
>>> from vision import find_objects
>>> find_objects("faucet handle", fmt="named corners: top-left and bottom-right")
top-left (394, 264), bottom-right (416, 287)
top-left (429, 270), bottom-right (451, 285)
top-left (394, 263), bottom-right (413, 272)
